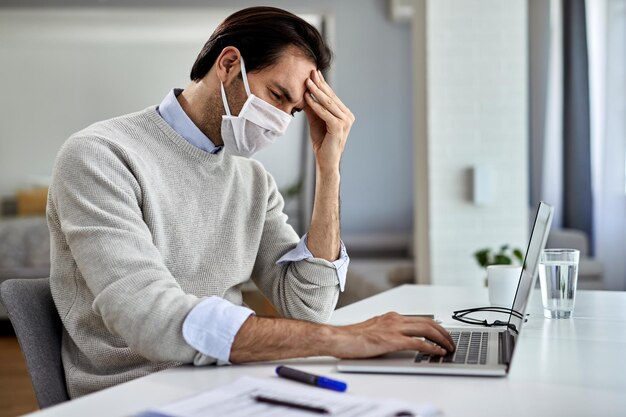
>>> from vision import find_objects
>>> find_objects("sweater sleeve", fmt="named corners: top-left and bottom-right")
top-left (250, 171), bottom-right (342, 323)
top-left (276, 234), bottom-right (350, 292)
top-left (50, 136), bottom-right (203, 363)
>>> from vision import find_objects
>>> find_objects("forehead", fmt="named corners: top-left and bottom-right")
top-left (254, 47), bottom-right (316, 95)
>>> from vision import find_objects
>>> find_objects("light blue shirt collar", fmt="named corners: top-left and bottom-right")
top-left (157, 88), bottom-right (222, 155)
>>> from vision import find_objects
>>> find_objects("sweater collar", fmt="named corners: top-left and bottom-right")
top-left (145, 106), bottom-right (227, 164)
top-left (156, 88), bottom-right (223, 155)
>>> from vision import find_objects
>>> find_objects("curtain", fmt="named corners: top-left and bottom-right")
top-left (562, 0), bottom-right (594, 248)
top-left (532, 0), bottom-right (595, 232)
top-left (590, 0), bottom-right (626, 290)
top-left (530, 0), bottom-right (626, 289)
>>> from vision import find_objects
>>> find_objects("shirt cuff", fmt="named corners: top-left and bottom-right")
top-left (276, 233), bottom-right (350, 292)
top-left (182, 296), bottom-right (254, 363)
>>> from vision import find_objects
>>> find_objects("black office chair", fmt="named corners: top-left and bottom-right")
top-left (0, 278), bottom-right (69, 408)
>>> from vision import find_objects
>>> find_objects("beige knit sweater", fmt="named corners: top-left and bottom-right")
top-left (47, 107), bottom-right (340, 398)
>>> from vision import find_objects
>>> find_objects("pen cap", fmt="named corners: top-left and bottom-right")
top-left (316, 377), bottom-right (347, 392)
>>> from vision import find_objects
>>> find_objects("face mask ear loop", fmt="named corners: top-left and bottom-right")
top-left (220, 82), bottom-right (232, 116)
top-left (239, 56), bottom-right (252, 97)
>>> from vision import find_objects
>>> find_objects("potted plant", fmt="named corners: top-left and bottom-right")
top-left (474, 245), bottom-right (524, 286)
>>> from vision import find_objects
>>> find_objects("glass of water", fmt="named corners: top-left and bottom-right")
top-left (538, 249), bottom-right (580, 319)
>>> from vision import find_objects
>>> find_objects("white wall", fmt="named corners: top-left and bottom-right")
top-left (0, 8), bottom-right (313, 198)
top-left (0, 9), bottom-right (223, 194)
top-left (414, 0), bottom-right (529, 286)
top-left (0, 0), bottom-right (414, 237)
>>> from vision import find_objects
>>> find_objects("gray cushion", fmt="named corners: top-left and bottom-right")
top-left (0, 278), bottom-right (69, 408)
top-left (0, 268), bottom-right (50, 319)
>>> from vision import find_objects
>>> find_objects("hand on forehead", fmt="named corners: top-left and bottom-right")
top-left (245, 47), bottom-right (317, 113)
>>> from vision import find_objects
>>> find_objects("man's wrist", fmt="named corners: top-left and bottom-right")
top-left (315, 164), bottom-right (341, 183)
top-left (319, 324), bottom-right (342, 357)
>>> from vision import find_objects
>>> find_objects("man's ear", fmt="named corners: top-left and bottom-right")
top-left (215, 47), bottom-right (241, 85)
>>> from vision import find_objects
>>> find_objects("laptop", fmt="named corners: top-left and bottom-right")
top-left (337, 202), bottom-right (554, 377)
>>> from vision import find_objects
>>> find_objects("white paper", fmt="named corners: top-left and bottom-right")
top-left (138, 376), bottom-right (439, 417)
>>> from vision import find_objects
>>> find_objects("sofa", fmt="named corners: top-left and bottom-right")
top-left (545, 227), bottom-right (604, 290)
top-left (0, 216), bottom-right (51, 318)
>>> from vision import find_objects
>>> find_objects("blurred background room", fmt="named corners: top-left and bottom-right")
top-left (0, 0), bottom-right (624, 415)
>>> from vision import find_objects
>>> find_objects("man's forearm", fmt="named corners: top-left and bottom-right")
top-left (229, 315), bottom-right (334, 362)
top-left (306, 165), bottom-right (341, 261)
top-left (229, 312), bottom-right (457, 363)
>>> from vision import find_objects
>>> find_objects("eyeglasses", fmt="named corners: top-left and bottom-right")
top-left (452, 306), bottom-right (527, 333)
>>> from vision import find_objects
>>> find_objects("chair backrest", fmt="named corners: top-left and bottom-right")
top-left (546, 228), bottom-right (589, 257)
top-left (0, 278), bottom-right (69, 408)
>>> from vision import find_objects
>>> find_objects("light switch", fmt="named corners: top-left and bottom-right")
top-left (388, 0), bottom-right (414, 23)
top-left (471, 165), bottom-right (492, 205)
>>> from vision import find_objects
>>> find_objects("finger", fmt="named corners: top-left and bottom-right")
top-left (431, 321), bottom-right (456, 351)
top-left (419, 325), bottom-right (454, 352)
top-left (302, 103), bottom-right (331, 136)
top-left (407, 337), bottom-right (448, 356)
top-left (304, 91), bottom-right (340, 128)
top-left (306, 78), bottom-right (345, 120)
top-left (306, 76), bottom-right (345, 120)
top-left (312, 71), bottom-right (356, 126)
top-left (403, 320), bottom-right (455, 352)
top-left (314, 70), bottom-right (351, 115)
top-left (302, 103), bottom-right (316, 121)
top-left (312, 70), bottom-right (339, 103)
top-left (413, 319), bottom-right (455, 351)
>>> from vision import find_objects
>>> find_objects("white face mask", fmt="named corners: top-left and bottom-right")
top-left (220, 57), bottom-right (292, 158)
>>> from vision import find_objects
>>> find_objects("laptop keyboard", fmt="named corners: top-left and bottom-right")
top-left (414, 331), bottom-right (489, 365)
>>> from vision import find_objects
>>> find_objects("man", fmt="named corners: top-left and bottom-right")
top-left (48, 6), bottom-right (454, 398)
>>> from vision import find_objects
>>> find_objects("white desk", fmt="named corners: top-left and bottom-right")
top-left (26, 285), bottom-right (626, 417)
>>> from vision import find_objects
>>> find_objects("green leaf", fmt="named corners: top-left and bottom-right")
top-left (474, 249), bottom-right (490, 268)
top-left (493, 254), bottom-right (512, 265)
top-left (281, 181), bottom-right (303, 199)
top-left (513, 248), bottom-right (524, 263)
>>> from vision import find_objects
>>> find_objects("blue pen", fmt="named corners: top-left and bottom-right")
top-left (275, 365), bottom-right (347, 392)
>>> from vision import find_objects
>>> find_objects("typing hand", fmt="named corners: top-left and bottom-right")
top-left (330, 312), bottom-right (456, 358)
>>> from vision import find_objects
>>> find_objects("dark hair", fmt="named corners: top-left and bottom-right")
top-left (190, 6), bottom-right (332, 81)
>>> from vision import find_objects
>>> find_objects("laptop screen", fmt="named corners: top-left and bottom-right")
top-left (507, 202), bottom-right (554, 334)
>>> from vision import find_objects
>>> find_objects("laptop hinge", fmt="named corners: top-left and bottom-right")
top-left (498, 330), bottom-right (516, 365)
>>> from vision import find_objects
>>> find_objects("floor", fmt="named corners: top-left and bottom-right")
top-left (0, 323), bottom-right (38, 417)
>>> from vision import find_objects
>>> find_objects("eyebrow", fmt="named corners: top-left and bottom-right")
top-left (273, 83), bottom-right (297, 104)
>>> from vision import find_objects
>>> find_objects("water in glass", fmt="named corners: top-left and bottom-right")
top-left (539, 260), bottom-right (578, 319)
